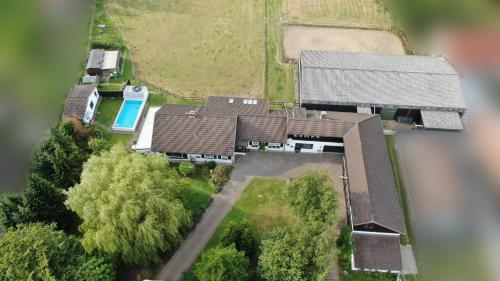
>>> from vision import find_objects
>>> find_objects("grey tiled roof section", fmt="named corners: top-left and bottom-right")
top-left (86, 49), bottom-right (104, 69)
top-left (152, 112), bottom-right (236, 156)
top-left (344, 116), bottom-right (406, 234)
top-left (421, 110), bottom-right (464, 130)
top-left (203, 96), bottom-right (269, 117)
top-left (63, 85), bottom-right (95, 119)
top-left (300, 51), bottom-right (466, 111)
top-left (353, 232), bottom-right (402, 271)
top-left (301, 50), bottom-right (457, 74)
top-left (237, 116), bottom-right (287, 143)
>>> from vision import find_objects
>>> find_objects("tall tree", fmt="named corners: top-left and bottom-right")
top-left (66, 145), bottom-right (191, 265)
top-left (195, 245), bottom-right (249, 281)
top-left (23, 173), bottom-right (78, 231)
top-left (0, 223), bottom-right (115, 281)
top-left (32, 124), bottom-right (87, 189)
top-left (0, 193), bottom-right (27, 230)
top-left (258, 222), bottom-right (335, 281)
top-left (220, 219), bottom-right (259, 259)
top-left (286, 170), bottom-right (337, 223)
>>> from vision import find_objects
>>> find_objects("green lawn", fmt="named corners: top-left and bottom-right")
top-left (95, 98), bottom-right (122, 126)
top-left (207, 177), bottom-right (297, 249)
top-left (265, 0), bottom-right (295, 103)
top-left (100, 126), bottom-right (132, 146)
top-left (148, 91), bottom-right (204, 108)
top-left (184, 177), bottom-right (214, 220)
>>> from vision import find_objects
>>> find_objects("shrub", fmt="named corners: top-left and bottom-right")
top-left (88, 139), bottom-right (112, 155)
top-left (194, 245), bottom-right (249, 281)
top-left (221, 219), bottom-right (259, 259)
top-left (179, 161), bottom-right (195, 177)
top-left (209, 165), bottom-right (232, 187)
top-left (206, 161), bottom-right (217, 170)
top-left (336, 226), bottom-right (352, 271)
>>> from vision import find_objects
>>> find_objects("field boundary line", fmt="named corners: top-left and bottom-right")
top-left (136, 77), bottom-right (207, 102)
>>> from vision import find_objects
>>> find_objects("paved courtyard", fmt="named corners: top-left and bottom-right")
top-left (156, 151), bottom-right (345, 281)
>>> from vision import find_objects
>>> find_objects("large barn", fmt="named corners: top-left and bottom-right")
top-left (298, 50), bottom-right (467, 130)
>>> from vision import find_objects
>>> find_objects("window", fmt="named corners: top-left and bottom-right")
top-left (204, 154), bottom-right (215, 159)
top-left (219, 155), bottom-right (229, 160)
top-left (94, 90), bottom-right (98, 97)
top-left (268, 143), bottom-right (282, 149)
top-left (167, 153), bottom-right (184, 159)
top-left (249, 141), bottom-right (259, 147)
top-left (89, 101), bottom-right (94, 109)
top-left (301, 143), bottom-right (313, 149)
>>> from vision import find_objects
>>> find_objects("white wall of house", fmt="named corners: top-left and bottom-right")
top-left (284, 138), bottom-right (343, 153)
top-left (166, 153), bottom-right (233, 164)
top-left (83, 88), bottom-right (100, 124)
top-left (245, 141), bottom-right (285, 151)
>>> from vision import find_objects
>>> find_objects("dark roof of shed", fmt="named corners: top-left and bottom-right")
top-left (237, 116), bottom-right (287, 143)
top-left (343, 116), bottom-right (406, 234)
top-left (353, 232), bottom-right (402, 271)
top-left (152, 108), bottom-right (236, 156)
top-left (86, 49), bottom-right (104, 69)
top-left (63, 85), bottom-right (96, 119)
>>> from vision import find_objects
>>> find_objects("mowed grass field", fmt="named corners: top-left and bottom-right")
top-left (282, 0), bottom-right (394, 29)
top-left (107, 0), bottom-right (265, 98)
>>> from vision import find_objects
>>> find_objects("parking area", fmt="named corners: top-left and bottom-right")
top-left (283, 25), bottom-right (405, 61)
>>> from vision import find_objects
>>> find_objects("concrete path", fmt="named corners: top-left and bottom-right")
top-left (155, 152), bottom-right (343, 281)
top-left (401, 245), bottom-right (418, 275)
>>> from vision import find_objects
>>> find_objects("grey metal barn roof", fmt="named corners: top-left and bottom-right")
top-left (300, 50), bottom-right (466, 111)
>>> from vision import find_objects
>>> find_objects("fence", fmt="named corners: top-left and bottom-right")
top-left (136, 77), bottom-right (206, 102)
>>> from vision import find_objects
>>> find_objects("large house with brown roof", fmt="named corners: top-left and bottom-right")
top-left (145, 96), bottom-right (406, 272)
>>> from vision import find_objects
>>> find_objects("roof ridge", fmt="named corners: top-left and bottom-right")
top-left (302, 65), bottom-right (456, 75)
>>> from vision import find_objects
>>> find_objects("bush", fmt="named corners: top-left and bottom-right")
top-left (182, 269), bottom-right (199, 281)
top-left (209, 165), bottom-right (232, 187)
top-left (221, 219), bottom-right (259, 259)
top-left (88, 139), bottom-right (112, 155)
top-left (194, 245), bottom-right (249, 281)
top-left (179, 161), bottom-right (195, 177)
top-left (206, 161), bottom-right (217, 170)
top-left (336, 226), bottom-right (352, 271)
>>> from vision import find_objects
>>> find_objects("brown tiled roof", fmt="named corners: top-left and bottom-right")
top-left (202, 96), bottom-right (269, 117)
top-left (287, 118), bottom-right (354, 138)
top-left (63, 85), bottom-right (96, 119)
top-left (353, 232), bottom-right (402, 271)
top-left (237, 116), bottom-right (287, 143)
top-left (156, 104), bottom-right (201, 116)
top-left (344, 116), bottom-right (406, 234)
top-left (152, 110), bottom-right (236, 156)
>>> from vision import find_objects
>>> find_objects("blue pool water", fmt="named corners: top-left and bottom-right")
top-left (114, 100), bottom-right (143, 129)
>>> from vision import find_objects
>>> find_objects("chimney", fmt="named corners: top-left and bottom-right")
top-left (320, 111), bottom-right (327, 119)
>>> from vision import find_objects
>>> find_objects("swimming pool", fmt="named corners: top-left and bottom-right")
top-left (112, 99), bottom-right (144, 131)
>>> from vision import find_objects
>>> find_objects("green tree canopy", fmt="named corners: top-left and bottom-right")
top-left (286, 170), bottom-right (337, 223)
top-left (66, 145), bottom-right (191, 265)
top-left (24, 173), bottom-right (78, 231)
top-left (195, 245), bottom-right (249, 281)
top-left (32, 123), bottom-right (87, 189)
top-left (258, 221), bottom-right (336, 281)
top-left (0, 223), bottom-right (114, 281)
top-left (220, 219), bottom-right (259, 258)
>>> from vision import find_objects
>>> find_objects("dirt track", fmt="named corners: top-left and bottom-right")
top-left (283, 25), bottom-right (405, 60)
